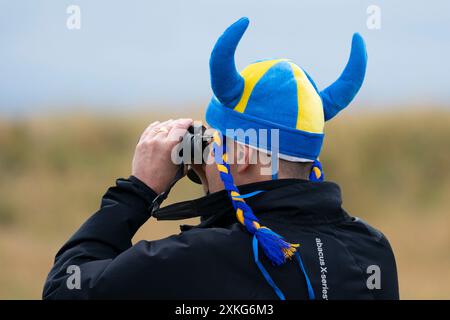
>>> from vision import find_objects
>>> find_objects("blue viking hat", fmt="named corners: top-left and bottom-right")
top-left (205, 17), bottom-right (367, 300)
top-left (206, 17), bottom-right (367, 161)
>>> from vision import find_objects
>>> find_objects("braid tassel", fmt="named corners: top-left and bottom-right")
top-left (212, 132), bottom-right (299, 266)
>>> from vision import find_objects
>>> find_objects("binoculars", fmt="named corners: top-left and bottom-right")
top-left (181, 124), bottom-right (213, 184)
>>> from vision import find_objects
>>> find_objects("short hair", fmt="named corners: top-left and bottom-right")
top-left (279, 159), bottom-right (313, 180)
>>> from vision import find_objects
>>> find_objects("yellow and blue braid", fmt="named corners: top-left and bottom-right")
top-left (212, 131), bottom-right (300, 266)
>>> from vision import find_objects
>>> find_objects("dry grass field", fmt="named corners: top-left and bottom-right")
top-left (0, 108), bottom-right (449, 299)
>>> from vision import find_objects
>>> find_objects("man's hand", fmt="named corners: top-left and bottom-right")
top-left (132, 118), bottom-right (193, 194)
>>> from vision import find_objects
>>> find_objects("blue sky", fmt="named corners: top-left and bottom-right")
top-left (0, 0), bottom-right (449, 117)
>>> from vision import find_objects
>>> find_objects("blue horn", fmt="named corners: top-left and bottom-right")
top-left (320, 33), bottom-right (368, 121)
top-left (210, 17), bottom-right (249, 107)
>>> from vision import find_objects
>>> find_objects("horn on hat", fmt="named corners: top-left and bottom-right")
top-left (320, 33), bottom-right (368, 121)
top-left (209, 17), bottom-right (249, 106)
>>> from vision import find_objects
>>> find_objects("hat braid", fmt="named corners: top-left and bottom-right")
top-left (212, 131), bottom-right (299, 266)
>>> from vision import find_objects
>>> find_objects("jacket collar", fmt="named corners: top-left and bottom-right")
top-left (153, 179), bottom-right (348, 230)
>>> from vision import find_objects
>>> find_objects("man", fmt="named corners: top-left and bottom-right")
top-left (43, 18), bottom-right (399, 300)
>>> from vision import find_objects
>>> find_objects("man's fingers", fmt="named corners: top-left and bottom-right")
top-left (153, 119), bottom-right (175, 138)
top-left (139, 121), bottom-right (162, 142)
top-left (139, 118), bottom-right (192, 145)
top-left (149, 120), bottom-right (160, 128)
top-left (141, 119), bottom-right (173, 141)
top-left (167, 118), bottom-right (193, 143)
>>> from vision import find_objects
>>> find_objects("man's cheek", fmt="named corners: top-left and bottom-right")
top-left (205, 164), bottom-right (222, 193)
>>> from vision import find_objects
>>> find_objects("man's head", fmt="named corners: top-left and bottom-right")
top-left (194, 16), bottom-right (366, 192)
top-left (195, 137), bottom-right (313, 193)
top-left (203, 17), bottom-right (367, 191)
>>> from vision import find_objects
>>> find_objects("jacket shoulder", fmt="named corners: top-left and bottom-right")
top-left (332, 215), bottom-right (399, 299)
top-left (136, 223), bottom-right (249, 259)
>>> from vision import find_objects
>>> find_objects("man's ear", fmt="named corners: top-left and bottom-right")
top-left (236, 143), bottom-right (253, 173)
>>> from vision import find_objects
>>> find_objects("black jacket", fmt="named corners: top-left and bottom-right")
top-left (43, 177), bottom-right (399, 299)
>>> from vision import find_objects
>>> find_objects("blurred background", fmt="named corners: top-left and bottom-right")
top-left (0, 0), bottom-right (449, 299)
